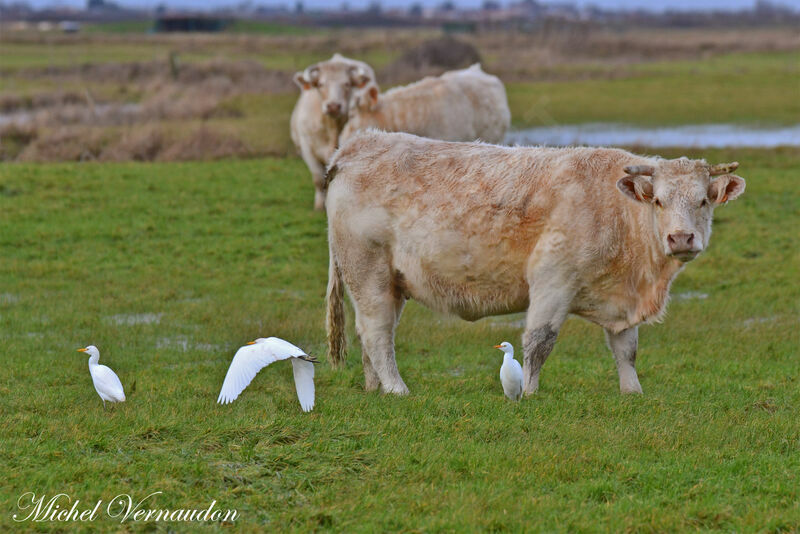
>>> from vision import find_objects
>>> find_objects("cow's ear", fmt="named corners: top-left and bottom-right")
top-left (617, 175), bottom-right (654, 203)
top-left (294, 72), bottom-right (311, 91)
top-left (708, 174), bottom-right (745, 205)
top-left (365, 85), bottom-right (379, 110)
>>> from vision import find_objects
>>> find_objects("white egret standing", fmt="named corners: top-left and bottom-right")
top-left (77, 345), bottom-right (126, 409)
top-left (494, 341), bottom-right (523, 401)
top-left (217, 337), bottom-right (317, 412)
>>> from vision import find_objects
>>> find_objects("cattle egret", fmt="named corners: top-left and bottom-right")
top-left (217, 337), bottom-right (317, 412)
top-left (77, 345), bottom-right (125, 408)
top-left (494, 342), bottom-right (523, 401)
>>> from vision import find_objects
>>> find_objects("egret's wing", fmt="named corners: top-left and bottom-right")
top-left (263, 337), bottom-right (307, 358)
top-left (291, 358), bottom-right (315, 412)
top-left (93, 365), bottom-right (125, 402)
top-left (217, 343), bottom-right (282, 404)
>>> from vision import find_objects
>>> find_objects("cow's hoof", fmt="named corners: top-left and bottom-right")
top-left (381, 383), bottom-right (409, 396)
top-left (620, 383), bottom-right (643, 394)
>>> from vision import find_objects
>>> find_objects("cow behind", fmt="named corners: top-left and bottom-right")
top-left (325, 131), bottom-right (745, 396)
top-left (290, 54), bottom-right (375, 211)
top-left (339, 64), bottom-right (510, 146)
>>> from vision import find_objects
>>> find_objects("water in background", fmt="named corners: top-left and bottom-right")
top-left (506, 123), bottom-right (800, 148)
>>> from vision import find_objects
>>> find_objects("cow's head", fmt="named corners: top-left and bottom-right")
top-left (617, 158), bottom-right (745, 262)
top-left (294, 54), bottom-right (374, 120)
top-left (351, 82), bottom-right (381, 113)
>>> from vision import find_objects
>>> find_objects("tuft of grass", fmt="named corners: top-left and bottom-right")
top-left (0, 148), bottom-right (798, 531)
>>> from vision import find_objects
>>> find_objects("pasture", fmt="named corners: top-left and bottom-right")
top-left (2, 20), bottom-right (799, 532)
top-left (1, 145), bottom-right (798, 531)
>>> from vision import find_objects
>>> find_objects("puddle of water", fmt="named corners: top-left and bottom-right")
top-left (156, 336), bottom-right (222, 353)
top-left (506, 123), bottom-right (800, 148)
top-left (0, 293), bottom-right (19, 304)
top-left (106, 313), bottom-right (163, 326)
top-left (674, 291), bottom-right (709, 301)
top-left (742, 316), bottom-right (780, 327)
top-left (0, 103), bottom-right (141, 127)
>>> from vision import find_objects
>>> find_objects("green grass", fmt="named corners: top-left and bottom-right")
top-left (83, 21), bottom-right (155, 35)
top-left (1, 147), bottom-right (798, 531)
top-left (508, 51), bottom-right (800, 127)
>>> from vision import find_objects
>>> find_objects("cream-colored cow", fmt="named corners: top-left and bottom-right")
top-left (325, 131), bottom-right (745, 395)
top-left (340, 64), bottom-right (510, 145)
top-left (290, 54), bottom-right (374, 210)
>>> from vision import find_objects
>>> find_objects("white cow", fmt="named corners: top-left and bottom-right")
top-left (290, 54), bottom-right (375, 210)
top-left (340, 64), bottom-right (510, 145)
top-left (325, 131), bottom-right (745, 396)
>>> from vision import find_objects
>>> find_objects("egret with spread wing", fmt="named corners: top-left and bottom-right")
top-left (217, 337), bottom-right (317, 412)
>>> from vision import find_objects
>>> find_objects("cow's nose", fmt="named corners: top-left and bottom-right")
top-left (325, 102), bottom-right (341, 115)
top-left (667, 232), bottom-right (695, 253)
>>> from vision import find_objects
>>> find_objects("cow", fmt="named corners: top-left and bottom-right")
top-left (324, 131), bottom-right (745, 396)
top-left (290, 54), bottom-right (375, 211)
top-left (339, 64), bottom-right (510, 146)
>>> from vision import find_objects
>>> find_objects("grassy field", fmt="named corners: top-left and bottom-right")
top-left (1, 144), bottom-right (798, 531)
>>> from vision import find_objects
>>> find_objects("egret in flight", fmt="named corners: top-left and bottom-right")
top-left (217, 337), bottom-right (317, 412)
top-left (77, 345), bottom-right (126, 408)
top-left (494, 341), bottom-right (523, 401)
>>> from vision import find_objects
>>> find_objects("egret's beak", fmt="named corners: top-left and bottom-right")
top-left (493, 345), bottom-right (502, 349)
top-left (246, 341), bottom-right (256, 345)
top-left (77, 348), bottom-right (87, 352)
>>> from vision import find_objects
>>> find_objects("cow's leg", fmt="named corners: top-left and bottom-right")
top-left (360, 343), bottom-right (380, 392)
top-left (523, 255), bottom-right (575, 395)
top-left (341, 241), bottom-right (408, 395)
top-left (604, 326), bottom-right (643, 394)
top-left (299, 145), bottom-right (327, 211)
top-left (311, 170), bottom-right (326, 212)
top-left (353, 294), bottom-right (408, 395)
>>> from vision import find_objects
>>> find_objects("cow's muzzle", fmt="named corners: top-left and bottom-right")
top-left (667, 232), bottom-right (701, 262)
top-left (324, 102), bottom-right (344, 117)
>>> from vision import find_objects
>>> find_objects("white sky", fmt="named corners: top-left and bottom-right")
top-left (22, 0), bottom-right (800, 12)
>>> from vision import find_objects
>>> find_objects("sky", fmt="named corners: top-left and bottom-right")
top-left (22, 0), bottom-right (800, 12)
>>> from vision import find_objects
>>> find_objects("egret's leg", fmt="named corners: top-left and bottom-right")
top-left (102, 400), bottom-right (106, 411)
top-left (605, 326), bottom-right (643, 394)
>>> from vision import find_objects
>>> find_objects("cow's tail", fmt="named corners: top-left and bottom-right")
top-left (326, 248), bottom-right (347, 368)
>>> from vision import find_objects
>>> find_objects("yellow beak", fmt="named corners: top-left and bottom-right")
top-left (246, 341), bottom-right (256, 345)
top-left (493, 345), bottom-right (502, 349)
top-left (77, 348), bottom-right (87, 352)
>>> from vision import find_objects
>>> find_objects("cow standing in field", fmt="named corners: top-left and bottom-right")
top-left (291, 54), bottom-right (375, 211)
top-left (339, 64), bottom-right (510, 146)
top-left (325, 131), bottom-right (745, 395)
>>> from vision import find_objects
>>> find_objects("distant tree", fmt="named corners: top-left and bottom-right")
top-left (482, 0), bottom-right (500, 10)
top-left (87, 0), bottom-right (105, 9)
top-left (408, 2), bottom-right (422, 17)
top-left (295, 1), bottom-right (303, 14)
top-left (439, 0), bottom-right (454, 11)
top-left (367, 0), bottom-right (381, 14)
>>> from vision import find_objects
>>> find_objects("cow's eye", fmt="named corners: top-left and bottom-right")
top-left (654, 198), bottom-right (663, 208)
top-left (700, 199), bottom-right (708, 207)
